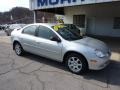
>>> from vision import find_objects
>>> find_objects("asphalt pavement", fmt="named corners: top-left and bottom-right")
top-left (0, 30), bottom-right (6, 36)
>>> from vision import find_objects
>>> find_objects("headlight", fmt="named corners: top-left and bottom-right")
top-left (95, 49), bottom-right (105, 58)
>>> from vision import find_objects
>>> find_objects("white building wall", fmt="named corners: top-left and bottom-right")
top-left (64, 3), bottom-right (120, 37)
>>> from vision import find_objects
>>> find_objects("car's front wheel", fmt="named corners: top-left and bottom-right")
top-left (65, 53), bottom-right (88, 74)
top-left (14, 43), bottom-right (24, 56)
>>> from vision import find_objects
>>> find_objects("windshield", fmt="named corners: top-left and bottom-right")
top-left (52, 24), bottom-right (82, 41)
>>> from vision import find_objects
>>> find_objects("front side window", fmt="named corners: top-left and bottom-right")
top-left (22, 25), bottom-right (38, 36)
top-left (37, 25), bottom-right (57, 40)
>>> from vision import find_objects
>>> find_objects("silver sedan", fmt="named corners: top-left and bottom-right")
top-left (11, 23), bottom-right (111, 74)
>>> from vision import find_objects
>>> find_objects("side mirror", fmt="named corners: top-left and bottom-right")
top-left (50, 36), bottom-right (61, 43)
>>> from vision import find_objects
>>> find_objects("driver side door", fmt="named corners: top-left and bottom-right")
top-left (34, 25), bottom-right (63, 61)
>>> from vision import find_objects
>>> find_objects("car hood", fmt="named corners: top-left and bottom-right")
top-left (73, 36), bottom-right (109, 53)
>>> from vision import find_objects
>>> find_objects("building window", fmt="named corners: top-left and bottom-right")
top-left (113, 17), bottom-right (120, 29)
top-left (73, 15), bottom-right (85, 28)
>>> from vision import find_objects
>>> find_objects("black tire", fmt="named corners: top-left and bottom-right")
top-left (14, 42), bottom-right (24, 56)
top-left (65, 53), bottom-right (88, 74)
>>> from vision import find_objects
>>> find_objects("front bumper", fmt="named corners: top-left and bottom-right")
top-left (88, 55), bottom-right (111, 70)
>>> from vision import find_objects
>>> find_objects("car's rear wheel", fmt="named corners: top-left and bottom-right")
top-left (65, 53), bottom-right (88, 74)
top-left (14, 43), bottom-right (24, 56)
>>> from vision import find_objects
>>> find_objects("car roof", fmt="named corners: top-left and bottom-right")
top-left (30, 23), bottom-right (57, 27)
top-left (29, 23), bottom-right (75, 27)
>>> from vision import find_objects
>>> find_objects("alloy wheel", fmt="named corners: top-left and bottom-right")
top-left (68, 57), bottom-right (82, 73)
top-left (15, 43), bottom-right (22, 55)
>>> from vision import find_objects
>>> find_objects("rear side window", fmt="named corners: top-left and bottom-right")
top-left (37, 25), bottom-right (56, 40)
top-left (22, 25), bottom-right (38, 36)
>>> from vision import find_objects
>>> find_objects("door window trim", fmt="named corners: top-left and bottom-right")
top-left (22, 25), bottom-right (38, 36)
top-left (36, 25), bottom-right (61, 41)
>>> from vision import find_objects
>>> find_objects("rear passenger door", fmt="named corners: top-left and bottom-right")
top-left (20, 25), bottom-right (38, 54)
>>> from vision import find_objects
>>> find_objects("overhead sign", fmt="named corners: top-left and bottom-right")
top-left (30, 0), bottom-right (119, 10)
top-left (37, 0), bottom-right (76, 6)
